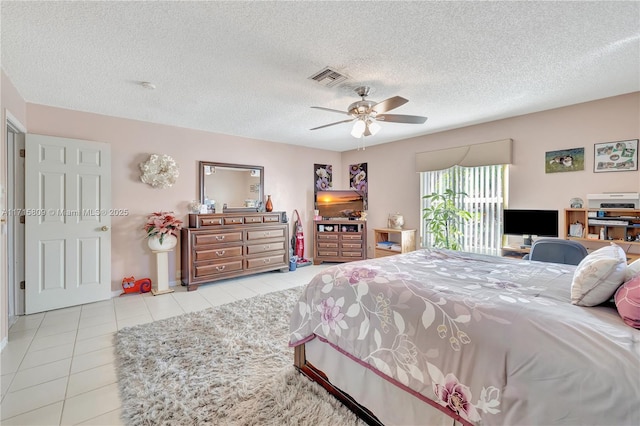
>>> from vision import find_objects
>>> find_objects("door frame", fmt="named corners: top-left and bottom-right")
top-left (4, 111), bottom-right (26, 327)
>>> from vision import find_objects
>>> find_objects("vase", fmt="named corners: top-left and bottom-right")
top-left (147, 234), bottom-right (178, 251)
top-left (388, 213), bottom-right (404, 230)
top-left (265, 195), bottom-right (273, 212)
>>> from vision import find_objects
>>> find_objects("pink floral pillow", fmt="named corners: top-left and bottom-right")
top-left (614, 276), bottom-right (640, 329)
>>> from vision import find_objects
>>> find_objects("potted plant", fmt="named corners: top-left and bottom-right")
top-left (422, 189), bottom-right (473, 250)
top-left (144, 211), bottom-right (183, 251)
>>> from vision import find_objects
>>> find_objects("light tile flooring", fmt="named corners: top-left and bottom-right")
top-left (0, 264), bottom-right (329, 425)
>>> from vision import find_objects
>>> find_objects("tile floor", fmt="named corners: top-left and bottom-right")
top-left (0, 264), bottom-right (329, 425)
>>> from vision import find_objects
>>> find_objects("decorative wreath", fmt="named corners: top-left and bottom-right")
top-left (139, 154), bottom-right (179, 189)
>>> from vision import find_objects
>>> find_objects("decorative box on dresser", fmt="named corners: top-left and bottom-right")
top-left (313, 220), bottom-right (367, 265)
top-left (181, 211), bottom-right (289, 291)
top-left (374, 228), bottom-right (417, 258)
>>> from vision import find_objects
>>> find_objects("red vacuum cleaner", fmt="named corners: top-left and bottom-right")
top-left (291, 209), bottom-right (311, 266)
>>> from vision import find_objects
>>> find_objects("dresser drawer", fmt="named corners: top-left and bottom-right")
top-left (341, 242), bottom-right (362, 249)
top-left (246, 254), bottom-right (286, 270)
top-left (223, 216), bottom-right (244, 225)
top-left (263, 214), bottom-right (281, 223)
top-left (194, 231), bottom-right (243, 246)
top-left (246, 228), bottom-right (285, 241)
top-left (317, 234), bottom-right (339, 241)
top-left (194, 246), bottom-right (243, 261)
top-left (341, 250), bottom-right (364, 257)
top-left (318, 242), bottom-right (339, 249)
top-left (341, 234), bottom-right (363, 241)
top-left (318, 250), bottom-right (339, 257)
top-left (198, 217), bottom-right (223, 227)
top-left (195, 259), bottom-right (243, 277)
top-left (246, 241), bottom-right (285, 255)
top-left (244, 215), bottom-right (263, 224)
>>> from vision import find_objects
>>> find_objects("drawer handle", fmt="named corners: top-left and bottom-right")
top-left (215, 265), bottom-right (226, 271)
top-left (263, 259), bottom-right (271, 263)
top-left (264, 232), bottom-right (271, 237)
top-left (215, 235), bottom-right (225, 241)
top-left (264, 245), bottom-right (270, 250)
top-left (215, 250), bottom-right (226, 256)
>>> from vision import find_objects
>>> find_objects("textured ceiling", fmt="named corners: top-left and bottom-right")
top-left (2, 1), bottom-right (639, 152)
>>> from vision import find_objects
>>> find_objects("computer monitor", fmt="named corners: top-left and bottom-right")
top-left (502, 209), bottom-right (559, 246)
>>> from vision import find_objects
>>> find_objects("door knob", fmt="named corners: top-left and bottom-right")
top-left (101, 226), bottom-right (109, 231)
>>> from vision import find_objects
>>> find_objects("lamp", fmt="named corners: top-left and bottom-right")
top-left (351, 119), bottom-right (366, 138)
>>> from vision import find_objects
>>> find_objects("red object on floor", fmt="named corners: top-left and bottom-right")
top-left (121, 276), bottom-right (152, 294)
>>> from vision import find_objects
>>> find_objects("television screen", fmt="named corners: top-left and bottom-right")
top-left (316, 190), bottom-right (364, 219)
top-left (502, 209), bottom-right (559, 238)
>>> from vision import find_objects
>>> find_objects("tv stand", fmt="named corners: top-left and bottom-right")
top-left (313, 220), bottom-right (366, 264)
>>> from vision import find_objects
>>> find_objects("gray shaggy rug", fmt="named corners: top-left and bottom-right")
top-left (114, 287), bottom-right (366, 425)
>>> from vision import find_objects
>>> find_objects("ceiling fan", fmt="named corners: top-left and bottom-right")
top-left (310, 86), bottom-right (428, 138)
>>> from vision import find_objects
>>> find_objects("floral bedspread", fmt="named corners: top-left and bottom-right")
top-left (289, 249), bottom-right (640, 426)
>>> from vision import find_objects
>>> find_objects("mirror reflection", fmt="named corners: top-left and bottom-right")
top-left (199, 162), bottom-right (264, 212)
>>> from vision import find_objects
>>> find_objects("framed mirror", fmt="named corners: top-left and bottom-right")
top-left (199, 161), bottom-right (264, 213)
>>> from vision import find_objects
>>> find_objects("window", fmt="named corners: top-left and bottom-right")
top-left (420, 165), bottom-right (507, 255)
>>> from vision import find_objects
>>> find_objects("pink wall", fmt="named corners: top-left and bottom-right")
top-left (2, 72), bottom-right (639, 346)
top-left (341, 92), bottom-right (640, 255)
top-left (25, 105), bottom-right (342, 292)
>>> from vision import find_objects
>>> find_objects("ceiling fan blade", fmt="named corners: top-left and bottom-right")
top-left (311, 106), bottom-right (350, 115)
top-left (310, 118), bottom-right (355, 130)
top-left (376, 114), bottom-right (428, 124)
top-left (372, 96), bottom-right (408, 114)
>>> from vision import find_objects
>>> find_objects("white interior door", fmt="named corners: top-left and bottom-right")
top-left (25, 134), bottom-right (111, 314)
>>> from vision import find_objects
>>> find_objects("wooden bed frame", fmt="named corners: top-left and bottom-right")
top-left (293, 344), bottom-right (384, 426)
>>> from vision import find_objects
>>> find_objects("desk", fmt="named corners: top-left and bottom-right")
top-left (501, 246), bottom-right (530, 259)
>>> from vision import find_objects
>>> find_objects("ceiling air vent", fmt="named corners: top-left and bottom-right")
top-left (308, 67), bottom-right (348, 87)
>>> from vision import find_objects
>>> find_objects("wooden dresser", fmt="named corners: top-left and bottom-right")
top-left (313, 220), bottom-right (367, 265)
top-left (181, 212), bottom-right (289, 291)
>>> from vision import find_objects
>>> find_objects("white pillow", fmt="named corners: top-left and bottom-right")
top-left (624, 258), bottom-right (640, 282)
top-left (571, 244), bottom-right (627, 306)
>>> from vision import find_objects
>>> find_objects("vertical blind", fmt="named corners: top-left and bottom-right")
top-left (420, 165), bottom-right (506, 255)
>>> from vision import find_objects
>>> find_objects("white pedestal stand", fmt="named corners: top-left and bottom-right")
top-left (151, 248), bottom-right (175, 296)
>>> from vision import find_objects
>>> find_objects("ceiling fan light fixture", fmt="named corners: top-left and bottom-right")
top-left (351, 119), bottom-right (366, 138)
top-left (368, 120), bottom-right (381, 136)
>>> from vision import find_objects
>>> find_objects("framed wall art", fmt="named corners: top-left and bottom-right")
top-left (545, 147), bottom-right (584, 173)
top-left (594, 139), bottom-right (638, 173)
top-left (349, 162), bottom-right (368, 210)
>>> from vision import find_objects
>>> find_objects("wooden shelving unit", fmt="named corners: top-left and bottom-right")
top-left (374, 228), bottom-right (416, 258)
top-left (565, 208), bottom-right (640, 263)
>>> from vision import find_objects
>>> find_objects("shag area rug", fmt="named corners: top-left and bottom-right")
top-left (115, 287), bottom-right (366, 425)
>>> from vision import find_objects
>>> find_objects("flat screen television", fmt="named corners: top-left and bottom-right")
top-left (503, 209), bottom-right (559, 246)
top-left (316, 190), bottom-right (364, 219)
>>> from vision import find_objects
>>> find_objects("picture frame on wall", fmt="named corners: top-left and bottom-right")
top-left (594, 139), bottom-right (638, 173)
top-left (545, 147), bottom-right (585, 173)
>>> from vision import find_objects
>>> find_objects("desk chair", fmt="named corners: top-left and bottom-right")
top-left (523, 238), bottom-right (588, 265)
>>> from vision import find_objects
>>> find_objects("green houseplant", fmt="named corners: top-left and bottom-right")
top-left (422, 189), bottom-right (472, 250)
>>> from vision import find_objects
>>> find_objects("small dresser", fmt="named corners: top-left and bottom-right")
top-left (313, 220), bottom-right (367, 264)
top-left (181, 212), bottom-right (289, 290)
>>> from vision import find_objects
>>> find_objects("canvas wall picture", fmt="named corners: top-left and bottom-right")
top-left (314, 164), bottom-right (332, 208)
top-left (349, 162), bottom-right (368, 210)
top-left (545, 147), bottom-right (585, 173)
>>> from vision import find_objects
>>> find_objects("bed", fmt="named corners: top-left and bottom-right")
top-left (289, 248), bottom-right (640, 426)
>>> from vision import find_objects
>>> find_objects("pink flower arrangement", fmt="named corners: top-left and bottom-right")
top-left (144, 211), bottom-right (183, 244)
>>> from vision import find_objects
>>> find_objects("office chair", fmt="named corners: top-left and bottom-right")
top-left (523, 238), bottom-right (588, 265)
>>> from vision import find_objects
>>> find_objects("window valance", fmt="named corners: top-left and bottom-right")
top-left (415, 138), bottom-right (512, 172)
